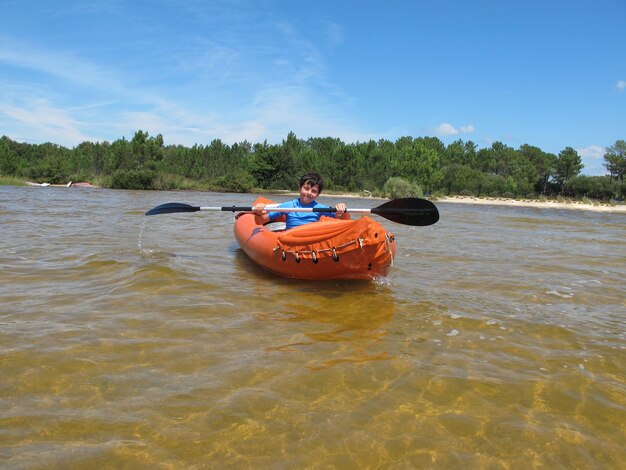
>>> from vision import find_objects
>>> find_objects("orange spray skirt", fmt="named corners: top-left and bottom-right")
top-left (233, 198), bottom-right (396, 280)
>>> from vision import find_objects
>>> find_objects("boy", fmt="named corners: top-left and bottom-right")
top-left (253, 172), bottom-right (349, 229)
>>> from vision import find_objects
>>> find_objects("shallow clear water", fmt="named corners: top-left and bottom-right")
top-left (1, 186), bottom-right (625, 468)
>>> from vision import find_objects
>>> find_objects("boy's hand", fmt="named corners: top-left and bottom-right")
top-left (253, 203), bottom-right (266, 215)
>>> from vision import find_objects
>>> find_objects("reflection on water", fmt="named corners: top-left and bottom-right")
top-left (1, 186), bottom-right (625, 468)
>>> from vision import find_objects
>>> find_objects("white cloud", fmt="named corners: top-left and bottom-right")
top-left (435, 123), bottom-right (459, 136)
top-left (0, 17), bottom-right (419, 147)
top-left (577, 145), bottom-right (607, 176)
top-left (434, 123), bottom-right (475, 136)
top-left (577, 145), bottom-right (605, 160)
top-left (617, 80), bottom-right (626, 91)
top-left (0, 37), bottom-right (129, 97)
top-left (0, 99), bottom-right (92, 145)
top-left (0, 27), bottom-right (370, 147)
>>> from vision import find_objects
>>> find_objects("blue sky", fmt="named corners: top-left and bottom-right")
top-left (1, 0), bottom-right (624, 175)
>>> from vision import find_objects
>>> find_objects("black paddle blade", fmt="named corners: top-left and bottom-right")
top-left (371, 198), bottom-right (439, 226)
top-left (145, 202), bottom-right (201, 216)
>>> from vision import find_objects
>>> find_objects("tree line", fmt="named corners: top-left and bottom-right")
top-left (1, 131), bottom-right (625, 201)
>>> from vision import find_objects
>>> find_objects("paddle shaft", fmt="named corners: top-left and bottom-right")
top-left (193, 206), bottom-right (437, 217)
top-left (201, 206), bottom-right (350, 213)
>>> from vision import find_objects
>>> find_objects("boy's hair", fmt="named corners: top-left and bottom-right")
top-left (299, 172), bottom-right (324, 194)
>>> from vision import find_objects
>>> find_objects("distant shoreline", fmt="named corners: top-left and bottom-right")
top-left (20, 182), bottom-right (626, 213)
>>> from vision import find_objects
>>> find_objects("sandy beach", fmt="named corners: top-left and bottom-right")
top-left (321, 192), bottom-right (626, 213)
top-left (436, 195), bottom-right (626, 213)
top-left (314, 191), bottom-right (625, 213)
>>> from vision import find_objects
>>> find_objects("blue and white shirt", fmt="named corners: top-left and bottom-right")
top-left (267, 198), bottom-right (337, 230)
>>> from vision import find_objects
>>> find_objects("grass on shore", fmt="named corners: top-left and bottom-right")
top-left (0, 176), bottom-right (28, 186)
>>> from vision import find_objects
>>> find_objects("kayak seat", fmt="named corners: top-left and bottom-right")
top-left (264, 221), bottom-right (287, 232)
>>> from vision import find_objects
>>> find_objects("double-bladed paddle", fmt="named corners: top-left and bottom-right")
top-left (145, 198), bottom-right (439, 226)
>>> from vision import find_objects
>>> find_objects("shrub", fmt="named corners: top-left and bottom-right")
top-left (110, 169), bottom-right (156, 190)
top-left (151, 173), bottom-right (198, 191)
top-left (478, 174), bottom-right (505, 196)
top-left (564, 175), bottom-right (621, 200)
top-left (383, 177), bottom-right (423, 199)
top-left (209, 172), bottom-right (255, 193)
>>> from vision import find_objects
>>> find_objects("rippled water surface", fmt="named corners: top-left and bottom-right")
top-left (1, 186), bottom-right (625, 468)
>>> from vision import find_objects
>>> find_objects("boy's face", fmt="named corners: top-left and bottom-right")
top-left (298, 182), bottom-right (320, 204)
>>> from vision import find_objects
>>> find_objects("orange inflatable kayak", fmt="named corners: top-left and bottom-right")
top-left (234, 197), bottom-right (396, 280)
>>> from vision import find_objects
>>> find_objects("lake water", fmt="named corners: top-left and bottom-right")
top-left (1, 186), bottom-right (625, 468)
